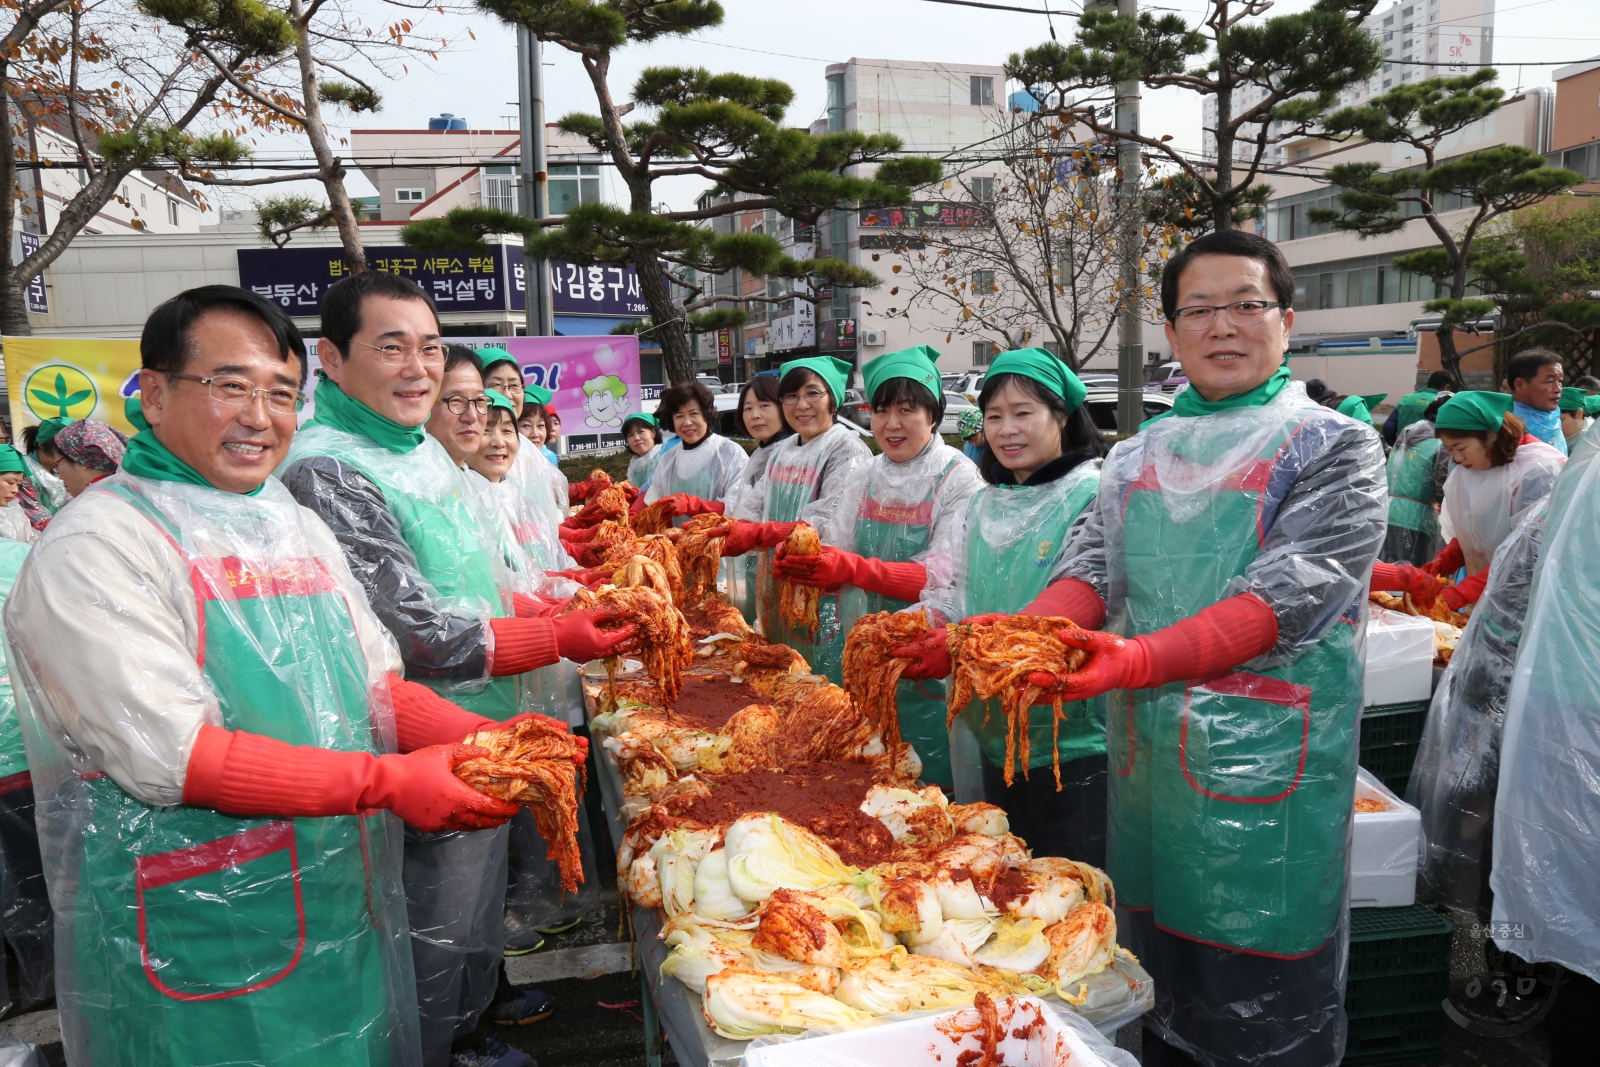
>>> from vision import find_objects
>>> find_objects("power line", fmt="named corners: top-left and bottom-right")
top-left (910, 0), bottom-right (1081, 14)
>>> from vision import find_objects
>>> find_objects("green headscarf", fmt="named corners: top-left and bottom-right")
top-left (486, 388), bottom-right (516, 415)
top-left (125, 395), bottom-right (150, 432)
top-left (35, 417), bottom-right (74, 448)
top-left (778, 356), bottom-right (854, 407)
top-left (984, 348), bottom-right (1088, 412)
top-left (524, 384), bottom-right (553, 407)
top-left (1148, 363), bottom-right (1293, 427)
top-left (1336, 392), bottom-right (1387, 426)
top-left (1560, 386), bottom-right (1588, 414)
top-left (306, 371), bottom-right (426, 453)
top-left (0, 445), bottom-right (26, 476)
top-left (862, 345), bottom-right (942, 403)
top-left (622, 411), bottom-right (658, 429)
top-left (1435, 390), bottom-right (1514, 433)
top-left (1585, 395), bottom-right (1600, 417)
top-left (478, 347), bottom-right (517, 374)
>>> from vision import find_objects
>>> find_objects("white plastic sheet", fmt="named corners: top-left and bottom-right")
top-left (1439, 438), bottom-right (1563, 573)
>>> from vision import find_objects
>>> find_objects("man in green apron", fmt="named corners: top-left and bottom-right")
top-left (3, 285), bottom-right (568, 1067)
top-left (774, 346), bottom-right (981, 789)
top-left (279, 272), bottom-right (632, 1067)
top-left (1032, 232), bottom-right (1387, 1067)
top-left (1334, 392), bottom-right (1386, 427)
top-left (1384, 370), bottom-right (1452, 443)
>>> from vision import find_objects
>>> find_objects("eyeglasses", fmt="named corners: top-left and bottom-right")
top-left (353, 339), bottom-right (446, 366)
top-left (167, 372), bottom-right (305, 413)
top-left (437, 394), bottom-right (489, 416)
top-left (782, 389), bottom-right (831, 406)
top-left (1171, 300), bottom-right (1286, 331)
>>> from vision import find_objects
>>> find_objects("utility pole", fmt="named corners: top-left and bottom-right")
top-left (1113, 0), bottom-right (1143, 437)
top-left (517, 26), bottom-right (553, 336)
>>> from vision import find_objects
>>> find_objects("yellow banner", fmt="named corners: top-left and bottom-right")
top-left (3, 337), bottom-right (142, 436)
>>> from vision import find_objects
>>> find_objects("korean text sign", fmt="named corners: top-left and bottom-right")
top-left (238, 246), bottom-right (509, 314)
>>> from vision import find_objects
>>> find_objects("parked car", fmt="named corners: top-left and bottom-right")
top-left (696, 374), bottom-right (727, 394)
top-left (939, 394), bottom-right (979, 436)
top-left (841, 387), bottom-right (873, 430)
top-left (1147, 362), bottom-right (1189, 393)
top-left (948, 371), bottom-right (985, 400)
top-left (1083, 389), bottom-right (1174, 432)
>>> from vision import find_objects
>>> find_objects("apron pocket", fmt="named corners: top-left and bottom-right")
top-left (1178, 673), bottom-right (1311, 803)
top-left (136, 820), bottom-right (305, 1000)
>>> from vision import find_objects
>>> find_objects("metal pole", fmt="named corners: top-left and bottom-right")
top-left (1114, 0), bottom-right (1144, 437)
top-left (517, 26), bottom-right (553, 336)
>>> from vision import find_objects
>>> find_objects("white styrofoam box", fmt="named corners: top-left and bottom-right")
top-left (1364, 607), bottom-right (1437, 706)
top-left (1351, 766), bottom-right (1421, 908)
top-left (742, 996), bottom-right (1120, 1067)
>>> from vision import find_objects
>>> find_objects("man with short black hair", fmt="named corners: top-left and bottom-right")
top-left (1505, 346), bottom-right (1566, 455)
top-left (4, 284), bottom-right (542, 1065)
top-left (1018, 229), bottom-right (1387, 1067)
top-left (280, 271), bottom-right (629, 1067)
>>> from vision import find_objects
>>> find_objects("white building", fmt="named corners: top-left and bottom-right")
top-left (13, 117), bottom-right (202, 238)
top-left (1202, 0), bottom-right (1496, 167)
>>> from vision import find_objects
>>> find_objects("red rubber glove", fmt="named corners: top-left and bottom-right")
top-left (487, 617), bottom-right (559, 675)
top-left (1440, 568), bottom-right (1488, 610)
top-left (776, 544), bottom-right (927, 601)
top-left (629, 493), bottom-right (649, 517)
top-left (511, 592), bottom-right (569, 618)
top-left (662, 494), bottom-right (725, 518)
top-left (1422, 539), bottom-right (1464, 578)
top-left (892, 627), bottom-right (952, 680)
top-left (182, 723), bottom-right (520, 832)
top-left (1369, 562), bottom-right (1447, 604)
top-left (712, 521), bottom-right (797, 557)
top-left (548, 566), bottom-right (610, 589)
top-left (1038, 593), bottom-right (1280, 702)
top-left (570, 541), bottom-right (611, 568)
top-left (567, 477), bottom-right (603, 504)
top-left (559, 523), bottom-right (603, 544)
top-left (550, 607), bottom-right (639, 663)
top-left (1018, 577), bottom-right (1108, 631)
top-left (387, 674), bottom-right (493, 752)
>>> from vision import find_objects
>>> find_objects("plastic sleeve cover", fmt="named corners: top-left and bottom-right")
top-left (1409, 501), bottom-right (1545, 914)
top-left (280, 455), bottom-right (492, 682)
top-left (724, 447), bottom-right (774, 522)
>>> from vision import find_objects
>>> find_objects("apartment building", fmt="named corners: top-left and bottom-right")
top-left (1552, 55), bottom-right (1600, 185)
top-left (1202, 0), bottom-right (1496, 168)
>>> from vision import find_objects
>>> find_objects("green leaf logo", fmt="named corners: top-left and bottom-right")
top-left (23, 365), bottom-right (98, 420)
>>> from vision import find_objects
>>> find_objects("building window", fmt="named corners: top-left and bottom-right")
top-left (167, 199), bottom-right (179, 226)
top-left (549, 163), bottom-right (600, 214)
top-left (972, 340), bottom-right (998, 366)
top-left (1384, 14), bottom-right (1393, 26)
top-left (970, 76), bottom-right (994, 107)
top-left (120, 184), bottom-right (129, 202)
top-left (972, 269), bottom-right (996, 295)
top-left (396, 188), bottom-right (426, 203)
top-left (832, 284), bottom-right (850, 316)
top-left (827, 73), bottom-right (846, 133)
top-left (140, 193), bottom-right (147, 208)
top-left (829, 210), bottom-right (849, 255)
top-left (970, 177), bottom-right (995, 203)
top-left (484, 166), bottom-right (517, 212)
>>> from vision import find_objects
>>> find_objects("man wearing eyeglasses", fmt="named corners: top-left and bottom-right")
top-left (279, 271), bottom-right (632, 1067)
top-left (1015, 231), bottom-right (1386, 1067)
top-left (3, 285), bottom-right (552, 1065)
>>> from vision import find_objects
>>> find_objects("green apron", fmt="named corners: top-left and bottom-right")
top-left (0, 540), bottom-right (31, 779)
top-left (1386, 434), bottom-right (1441, 536)
top-left (958, 463), bottom-right (1106, 776)
top-left (288, 425), bottom-right (524, 721)
top-left (1394, 389), bottom-right (1438, 436)
top-left (75, 480), bottom-right (411, 1066)
top-left (1107, 415), bottom-right (1361, 957)
top-left (837, 455), bottom-right (963, 788)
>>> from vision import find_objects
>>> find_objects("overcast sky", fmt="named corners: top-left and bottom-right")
top-left (213, 0), bottom-right (1596, 217)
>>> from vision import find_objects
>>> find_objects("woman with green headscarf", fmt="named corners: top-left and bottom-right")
top-left (712, 356), bottom-right (871, 667)
top-left (20, 419), bottom-right (70, 516)
top-left (773, 346), bottom-right (982, 788)
top-left (0, 445), bottom-right (37, 543)
top-left (889, 349), bottom-right (1111, 858)
top-left (1559, 385), bottom-right (1592, 453)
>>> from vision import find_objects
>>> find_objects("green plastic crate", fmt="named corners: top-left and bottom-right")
top-left (1342, 906), bottom-right (1452, 1066)
top-left (1359, 701), bottom-right (1428, 795)
top-left (1342, 1008), bottom-right (1447, 1067)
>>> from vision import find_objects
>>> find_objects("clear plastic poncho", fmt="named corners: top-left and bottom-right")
top-left (508, 447), bottom-right (575, 574)
top-left (725, 441), bottom-right (780, 522)
top-left (1491, 422), bottom-right (1600, 978)
top-left (21, 456), bottom-right (64, 513)
top-left (0, 502), bottom-right (34, 544)
top-left (4, 473), bottom-right (420, 1067)
top-left (1409, 500), bottom-right (1546, 919)
top-left (1439, 439), bottom-right (1564, 573)
top-left (626, 443), bottom-right (662, 491)
top-left (643, 433), bottom-right (749, 506)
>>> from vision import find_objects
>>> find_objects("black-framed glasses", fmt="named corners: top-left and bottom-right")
top-left (1171, 300), bottom-right (1287, 331)
top-left (437, 394), bottom-right (489, 416)
top-left (167, 372), bottom-right (305, 413)
top-left (353, 339), bottom-right (447, 367)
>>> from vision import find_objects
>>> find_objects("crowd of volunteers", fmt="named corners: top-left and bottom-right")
top-left (0, 228), bottom-right (1590, 1067)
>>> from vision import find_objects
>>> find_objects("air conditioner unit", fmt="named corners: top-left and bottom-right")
top-left (862, 329), bottom-right (887, 346)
